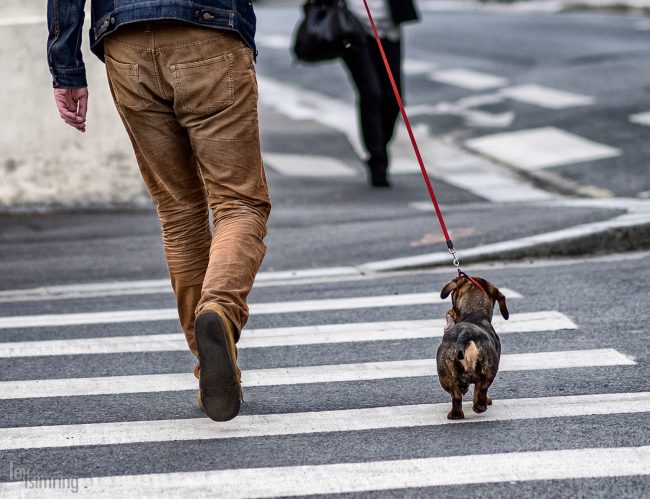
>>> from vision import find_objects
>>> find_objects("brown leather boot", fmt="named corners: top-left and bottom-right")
top-left (194, 305), bottom-right (242, 421)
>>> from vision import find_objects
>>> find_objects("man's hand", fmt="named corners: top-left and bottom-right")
top-left (53, 87), bottom-right (89, 132)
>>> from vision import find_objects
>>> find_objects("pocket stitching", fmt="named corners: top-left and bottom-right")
top-left (105, 55), bottom-right (152, 111)
top-left (171, 52), bottom-right (235, 114)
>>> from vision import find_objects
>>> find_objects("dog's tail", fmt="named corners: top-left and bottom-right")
top-left (456, 332), bottom-right (479, 373)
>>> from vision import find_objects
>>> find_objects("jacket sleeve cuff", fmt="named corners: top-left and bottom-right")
top-left (50, 66), bottom-right (88, 88)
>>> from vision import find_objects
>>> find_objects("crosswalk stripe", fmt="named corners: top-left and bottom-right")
top-left (0, 349), bottom-right (633, 400)
top-left (2, 446), bottom-right (649, 497)
top-left (264, 153), bottom-right (357, 177)
top-left (430, 68), bottom-right (508, 90)
top-left (0, 267), bottom-right (363, 303)
top-left (1, 391), bottom-right (647, 451)
top-left (393, 129), bottom-right (553, 202)
top-left (465, 126), bottom-right (621, 171)
top-left (0, 279), bottom-right (173, 303)
top-left (0, 311), bottom-right (575, 358)
top-left (500, 84), bottom-right (594, 109)
top-left (403, 58), bottom-right (437, 75)
top-left (0, 290), bottom-right (522, 330)
top-left (629, 111), bottom-right (650, 127)
top-left (258, 75), bottom-right (555, 204)
top-left (259, 76), bottom-right (366, 159)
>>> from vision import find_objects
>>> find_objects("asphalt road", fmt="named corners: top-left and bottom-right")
top-left (0, 252), bottom-right (648, 496)
top-left (0, 3), bottom-right (649, 497)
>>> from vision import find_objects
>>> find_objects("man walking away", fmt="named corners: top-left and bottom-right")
top-left (47, 0), bottom-right (272, 421)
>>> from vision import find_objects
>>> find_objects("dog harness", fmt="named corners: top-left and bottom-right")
top-left (454, 271), bottom-right (489, 299)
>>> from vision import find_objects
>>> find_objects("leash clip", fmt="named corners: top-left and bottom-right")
top-left (448, 246), bottom-right (460, 271)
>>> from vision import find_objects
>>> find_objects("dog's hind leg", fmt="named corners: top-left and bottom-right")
top-left (448, 391), bottom-right (464, 420)
top-left (472, 379), bottom-right (490, 414)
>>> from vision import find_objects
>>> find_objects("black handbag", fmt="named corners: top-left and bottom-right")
top-left (292, 0), bottom-right (367, 63)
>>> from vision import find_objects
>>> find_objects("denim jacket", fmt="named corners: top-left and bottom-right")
top-left (46, 0), bottom-right (257, 88)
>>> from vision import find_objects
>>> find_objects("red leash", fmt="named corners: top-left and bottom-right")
top-left (360, 0), bottom-right (461, 272)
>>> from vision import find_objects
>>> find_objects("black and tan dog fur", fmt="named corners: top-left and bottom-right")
top-left (436, 275), bottom-right (509, 420)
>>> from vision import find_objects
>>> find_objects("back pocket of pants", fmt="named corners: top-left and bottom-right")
top-left (105, 55), bottom-right (152, 111)
top-left (171, 52), bottom-right (234, 114)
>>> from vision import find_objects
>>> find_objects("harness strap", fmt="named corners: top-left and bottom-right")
top-left (457, 271), bottom-right (488, 297)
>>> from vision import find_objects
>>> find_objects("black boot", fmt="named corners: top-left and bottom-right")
top-left (367, 160), bottom-right (390, 188)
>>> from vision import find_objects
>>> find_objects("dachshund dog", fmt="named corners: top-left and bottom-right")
top-left (436, 274), bottom-right (509, 419)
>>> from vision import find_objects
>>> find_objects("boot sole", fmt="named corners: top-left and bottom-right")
top-left (194, 311), bottom-right (240, 422)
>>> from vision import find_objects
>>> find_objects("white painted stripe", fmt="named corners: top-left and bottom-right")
top-left (403, 59), bottom-right (437, 75)
top-left (264, 153), bottom-right (357, 177)
top-left (466, 126), bottom-right (621, 171)
top-left (2, 446), bottom-right (649, 497)
top-left (258, 76), bottom-right (552, 203)
top-left (391, 127), bottom-right (553, 202)
top-left (255, 266), bottom-right (362, 282)
top-left (1, 391), bottom-right (647, 451)
top-left (630, 111), bottom-right (650, 127)
top-left (0, 267), bottom-right (363, 303)
top-left (0, 290), bottom-right (521, 330)
top-left (5, 244), bottom-right (648, 306)
top-left (11, 250), bottom-right (633, 311)
top-left (0, 312), bottom-right (576, 358)
top-left (430, 68), bottom-right (508, 90)
top-left (0, 279), bottom-right (172, 303)
top-left (259, 76), bottom-right (366, 159)
top-left (501, 84), bottom-right (594, 109)
top-left (0, 349), bottom-right (633, 399)
top-left (420, 0), bottom-right (479, 11)
top-left (408, 93), bottom-right (515, 129)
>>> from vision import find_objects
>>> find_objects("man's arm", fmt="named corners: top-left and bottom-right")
top-left (47, 0), bottom-right (89, 132)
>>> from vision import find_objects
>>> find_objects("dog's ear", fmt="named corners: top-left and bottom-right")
top-left (440, 280), bottom-right (457, 299)
top-left (496, 290), bottom-right (509, 320)
top-left (477, 278), bottom-right (509, 320)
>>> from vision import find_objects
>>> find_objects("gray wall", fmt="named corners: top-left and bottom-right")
top-left (0, 1), bottom-right (149, 210)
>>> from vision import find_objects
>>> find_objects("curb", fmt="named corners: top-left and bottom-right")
top-left (1, 200), bottom-right (647, 302)
top-left (359, 199), bottom-right (650, 272)
top-left (406, 222), bottom-right (650, 268)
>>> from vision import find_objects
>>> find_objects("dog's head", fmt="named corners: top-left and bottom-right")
top-left (440, 275), bottom-right (509, 323)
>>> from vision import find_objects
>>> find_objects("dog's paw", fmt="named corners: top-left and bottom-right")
top-left (486, 396), bottom-right (493, 406)
top-left (472, 404), bottom-right (487, 414)
top-left (447, 410), bottom-right (464, 420)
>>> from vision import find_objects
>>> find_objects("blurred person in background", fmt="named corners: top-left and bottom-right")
top-left (344, 0), bottom-right (419, 187)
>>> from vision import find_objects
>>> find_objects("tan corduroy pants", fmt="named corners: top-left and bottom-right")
top-left (104, 23), bottom-right (271, 367)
